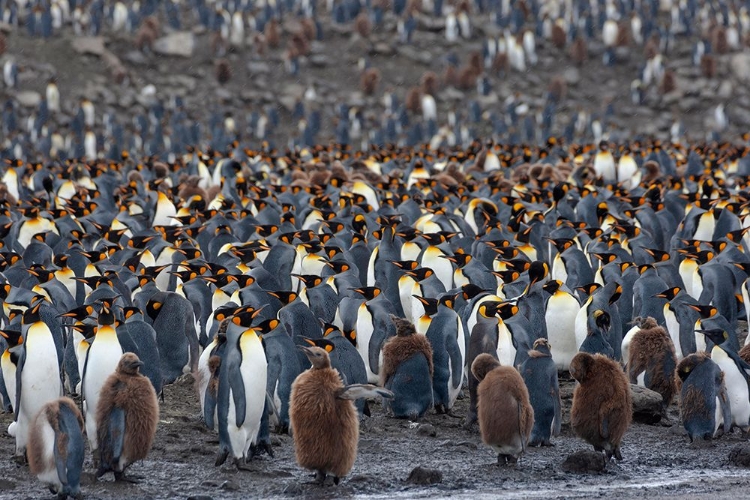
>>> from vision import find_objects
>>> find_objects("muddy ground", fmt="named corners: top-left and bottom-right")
top-left (1, 370), bottom-right (750, 500)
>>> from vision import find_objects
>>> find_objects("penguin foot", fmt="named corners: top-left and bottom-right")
top-left (434, 404), bottom-right (446, 415)
top-left (314, 471), bottom-right (326, 485)
top-left (497, 454), bottom-right (508, 465)
top-left (613, 447), bottom-right (623, 461)
top-left (234, 458), bottom-right (254, 472)
top-left (215, 450), bottom-right (229, 467)
top-left (114, 471), bottom-right (141, 483)
top-left (333, 476), bottom-right (340, 485)
top-left (506, 455), bottom-right (519, 465)
top-left (274, 423), bottom-right (289, 435)
top-left (12, 453), bottom-right (27, 466)
top-left (249, 442), bottom-right (275, 459)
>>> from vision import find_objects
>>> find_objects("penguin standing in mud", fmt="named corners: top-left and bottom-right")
top-left (542, 280), bottom-right (580, 371)
top-left (471, 353), bottom-right (534, 465)
top-left (423, 294), bottom-right (464, 414)
top-left (290, 346), bottom-right (392, 485)
top-left (380, 315), bottom-right (433, 419)
top-left (96, 353), bottom-right (159, 482)
top-left (14, 300), bottom-right (63, 457)
top-left (27, 397), bottom-right (85, 499)
top-left (627, 317), bottom-right (678, 412)
top-left (145, 291), bottom-right (200, 385)
top-left (697, 328), bottom-right (750, 432)
top-left (520, 339), bottom-right (561, 446)
top-left (260, 318), bottom-right (302, 433)
top-left (677, 353), bottom-right (732, 441)
top-left (82, 304), bottom-right (123, 456)
top-left (569, 352), bottom-right (631, 460)
top-left (215, 312), bottom-right (268, 469)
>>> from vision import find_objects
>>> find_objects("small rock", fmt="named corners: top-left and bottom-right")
top-left (417, 423), bottom-right (437, 437)
top-left (729, 444), bottom-right (750, 467)
top-left (370, 43), bottom-right (395, 56)
top-left (630, 384), bottom-right (663, 424)
top-left (71, 36), bottom-right (106, 56)
top-left (0, 479), bottom-right (14, 491)
top-left (406, 466), bottom-right (442, 485)
top-left (154, 32), bottom-right (195, 57)
top-left (309, 54), bottom-right (328, 67)
top-left (718, 80), bottom-right (733, 99)
top-left (187, 496), bottom-right (214, 500)
top-left (731, 53), bottom-right (750, 82)
top-left (14, 91), bottom-right (41, 108)
top-left (563, 67), bottom-right (581, 86)
top-left (219, 481), bottom-right (239, 491)
top-left (247, 61), bottom-right (270, 74)
top-left (561, 450), bottom-right (606, 474)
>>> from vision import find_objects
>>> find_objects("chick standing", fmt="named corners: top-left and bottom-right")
top-left (626, 317), bottom-right (678, 412)
top-left (290, 346), bottom-right (392, 485)
top-left (95, 353), bottom-right (159, 482)
top-left (27, 397), bottom-right (85, 500)
top-left (569, 352), bottom-right (631, 460)
top-left (471, 353), bottom-right (534, 465)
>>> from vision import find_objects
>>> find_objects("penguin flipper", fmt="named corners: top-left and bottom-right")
top-left (13, 347), bottom-right (26, 421)
top-left (552, 374), bottom-right (562, 437)
top-left (53, 425), bottom-right (69, 488)
top-left (447, 337), bottom-right (463, 390)
top-left (204, 388), bottom-right (217, 430)
top-left (600, 416), bottom-right (609, 440)
top-left (719, 383), bottom-right (732, 434)
top-left (337, 384), bottom-right (394, 401)
top-left (230, 364), bottom-right (247, 427)
top-left (100, 406), bottom-right (125, 473)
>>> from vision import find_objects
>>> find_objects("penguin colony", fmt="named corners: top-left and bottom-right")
top-left (2, 0), bottom-right (750, 160)
top-left (4, 137), bottom-right (750, 496)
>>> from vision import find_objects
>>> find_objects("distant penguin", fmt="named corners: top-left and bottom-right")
top-left (626, 317), bottom-right (678, 412)
top-left (380, 316), bottom-right (433, 419)
top-left (290, 346), bottom-right (392, 485)
top-left (27, 397), bottom-right (85, 499)
top-left (520, 339), bottom-right (561, 447)
top-left (569, 352), bottom-right (631, 460)
top-left (96, 353), bottom-right (159, 482)
top-left (677, 353), bottom-right (732, 441)
top-left (471, 353), bottom-right (534, 464)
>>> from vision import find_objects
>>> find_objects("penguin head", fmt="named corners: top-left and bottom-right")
top-left (576, 282), bottom-right (601, 298)
top-left (389, 260), bottom-right (419, 272)
top-left (687, 304), bottom-right (718, 319)
top-left (496, 302), bottom-right (519, 321)
top-left (267, 291), bottom-right (298, 305)
top-left (58, 304), bottom-right (95, 322)
top-left (123, 307), bottom-right (143, 322)
top-left (530, 338), bottom-right (552, 357)
top-left (527, 261), bottom-right (549, 287)
top-left (438, 293), bottom-right (456, 310)
top-left (676, 352), bottom-right (710, 382)
top-left (0, 328), bottom-right (22, 348)
top-left (461, 284), bottom-right (487, 301)
top-left (478, 301), bottom-right (501, 318)
top-left (299, 345), bottom-right (331, 369)
top-left (405, 267), bottom-right (434, 282)
top-left (644, 248), bottom-right (670, 263)
top-left (696, 328), bottom-right (729, 346)
top-left (542, 280), bottom-right (563, 295)
top-left (569, 352), bottom-right (595, 383)
top-left (252, 318), bottom-right (280, 337)
top-left (302, 336), bottom-right (335, 353)
top-left (653, 287), bottom-right (681, 300)
top-left (390, 314), bottom-right (417, 336)
top-left (413, 295), bottom-right (439, 316)
top-left (349, 287), bottom-right (380, 301)
top-left (292, 274), bottom-right (323, 288)
top-left (592, 309), bottom-right (611, 331)
top-left (117, 352), bottom-right (144, 376)
top-left (470, 353), bottom-right (501, 382)
top-left (21, 297), bottom-right (45, 325)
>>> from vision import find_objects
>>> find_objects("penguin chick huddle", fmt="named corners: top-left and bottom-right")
top-left (3, 138), bottom-right (750, 495)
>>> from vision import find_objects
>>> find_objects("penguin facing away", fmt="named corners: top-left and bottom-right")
top-left (569, 352), bottom-right (631, 461)
top-left (471, 353), bottom-right (534, 465)
top-left (677, 352), bottom-right (732, 442)
top-left (96, 353), bottom-right (159, 482)
top-left (27, 397), bottom-right (85, 500)
top-left (519, 338), bottom-right (561, 447)
top-left (380, 315), bottom-right (434, 420)
top-left (290, 346), bottom-right (392, 485)
top-left (626, 317), bottom-right (678, 412)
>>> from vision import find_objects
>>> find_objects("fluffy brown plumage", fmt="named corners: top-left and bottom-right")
top-left (215, 59), bottom-right (232, 85)
top-left (28, 398), bottom-right (84, 476)
top-left (570, 37), bottom-right (587, 66)
top-left (701, 54), bottom-right (716, 78)
top-left (471, 353), bottom-right (534, 464)
top-left (290, 347), bottom-right (359, 481)
top-left (740, 344), bottom-right (750, 366)
top-left (354, 12), bottom-right (371, 38)
top-left (265, 19), bottom-right (280, 48)
top-left (659, 69), bottom-right (677, 94)
top-left (360, 68), bottom-right (381, 96)
top-left (380, 318), bottom-right (433, 386)
top-left (627, 320), bottom-right (678, 410)
top-left (405, 86), bottom-right (422, 114)
top-left (96, 353), bottom-right (159, 480)
top-left (0, 32), bottom-right (6, 56)
top-left (421, 71), bottom-right (440, 97)
top-left (551, 23), bottom-right (566, 49)
top-left (569, 352), bottom-right (631, 460)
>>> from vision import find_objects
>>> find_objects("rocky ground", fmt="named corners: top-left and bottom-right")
top-left (2, 369), bottom-right (750, 499)
top-left (3, 7), bottom-right (750, 150)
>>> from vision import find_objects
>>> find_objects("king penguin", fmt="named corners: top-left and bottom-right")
top-left (542, 279), bottom-right (580, 370)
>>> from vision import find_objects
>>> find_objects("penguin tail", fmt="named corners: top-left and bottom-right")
top-left (518, 402), bottom-right (526, 456)
top-left (215, 447), bottom-right (230, 467)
